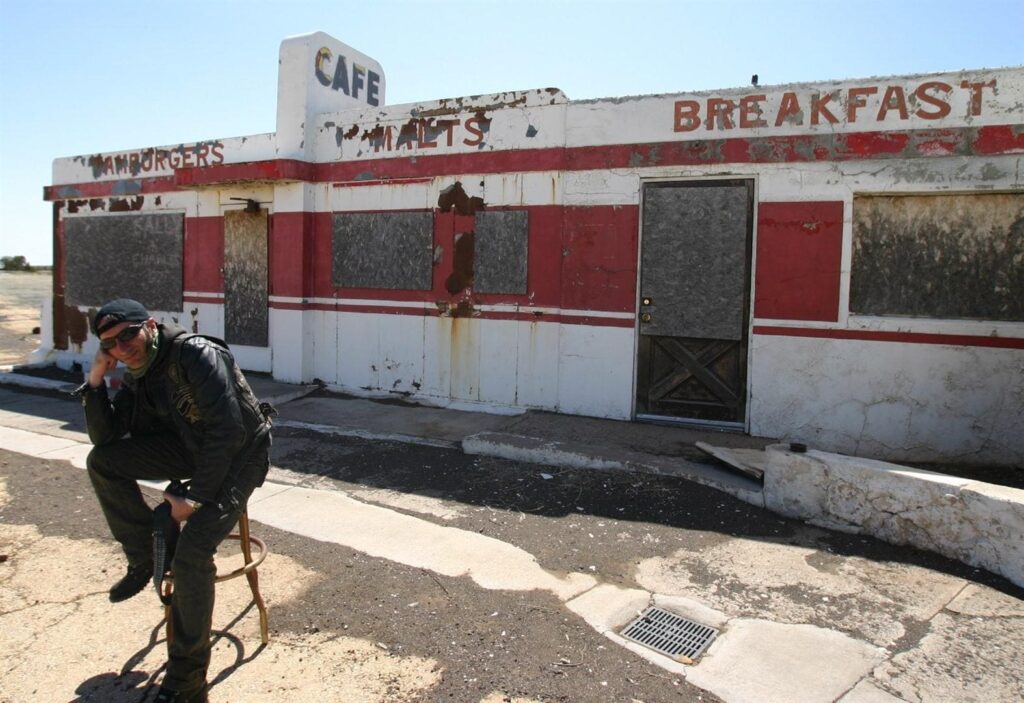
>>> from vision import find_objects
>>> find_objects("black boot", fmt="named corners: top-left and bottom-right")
top-left (108, 561), bottom-right (152, 603)
top-left (154, 683), bottom-right (208, 702)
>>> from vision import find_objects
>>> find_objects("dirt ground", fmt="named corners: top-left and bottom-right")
top-left (0, 271), bottom-right (50, 366)
top-left (1, 447), bottom-right (724, 703)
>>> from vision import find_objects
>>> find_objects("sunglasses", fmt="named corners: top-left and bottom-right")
top-left (99, 323), bottom-right (145, 350)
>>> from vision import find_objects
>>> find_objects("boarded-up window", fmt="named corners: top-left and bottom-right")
top-left (64, 213), bottom-right (184, 311)
top-left (332, 212), bottom-right (433, 290)
top-left (851, 193), bottom-right (1024, 321)
top-left (474, 210), bottom-right (529, 294)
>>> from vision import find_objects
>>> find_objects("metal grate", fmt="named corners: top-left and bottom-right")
top-left (619, 607), bottom-right (718, 661)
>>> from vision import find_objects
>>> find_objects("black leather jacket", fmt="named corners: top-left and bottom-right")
top-left (83, 323), bottom-right (271, 505)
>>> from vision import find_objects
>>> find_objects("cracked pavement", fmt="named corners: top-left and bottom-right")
top-left (1, 385), bottom-right (1023, 702)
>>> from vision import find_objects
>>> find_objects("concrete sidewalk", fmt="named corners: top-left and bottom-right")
top-left (1, 374), bottom-right (1023, 702)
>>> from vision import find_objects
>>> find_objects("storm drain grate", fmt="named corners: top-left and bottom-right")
top-left (619, 607), bottom-right (718, 661)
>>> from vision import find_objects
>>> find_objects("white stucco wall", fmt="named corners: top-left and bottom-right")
top-left (302, 310), bottom-right (634, 419)
top-left (750, 334), bottom-right (1024, 465)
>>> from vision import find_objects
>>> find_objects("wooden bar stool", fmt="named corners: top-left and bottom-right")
top-left (163, 510), bottom-right (270, 645)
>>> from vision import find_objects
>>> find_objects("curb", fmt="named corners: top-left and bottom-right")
top-left (462, 432), bottom-right (764, 506)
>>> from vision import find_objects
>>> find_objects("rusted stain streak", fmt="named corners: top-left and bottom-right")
top-left (445, 231), bottom-right (475, 294)
top-left (438, 182), bottom-right (485, 215)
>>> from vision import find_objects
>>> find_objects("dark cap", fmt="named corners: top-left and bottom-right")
top-left (92, 298), bottom-right (151, 335)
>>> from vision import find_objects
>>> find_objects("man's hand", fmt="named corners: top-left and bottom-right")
top-left (163, 492), bottom-right (196, 523)
top-left (88, 347), bottom-right (117, 387)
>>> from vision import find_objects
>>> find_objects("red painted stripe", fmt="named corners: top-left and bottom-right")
top-left (332, 177), bottom-right (434, 187)
top-left (753, 325), bottom-right (1024, 349)
top-left (45, 125), bottom-right (1023, 200)
top-left (44, 176), bottom-right (178, 200)
top-left (269, 300), bottom-right (634, 327)
top-left (174, 159), bottom-right (316, 187)
top-left (183, 295), bottom-right (225, 303)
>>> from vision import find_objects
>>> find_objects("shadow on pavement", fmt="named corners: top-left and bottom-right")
top-left (271, 426), bottom-right (1024, 600)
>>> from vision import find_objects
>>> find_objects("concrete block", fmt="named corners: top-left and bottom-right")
top-left (564, 583), bottom-right (650, 634)
top-left (762, 445), bottom-right (830, 519)
top-left (687, 618), bottom-right (886, 703)
top-left (760, 443), bottom-right (1024, 589)
top-left (959, 481), bottom-right (1024, 587)
top-left (838, 680), bottom-right (908, 703)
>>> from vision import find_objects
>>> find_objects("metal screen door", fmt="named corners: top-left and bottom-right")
top-left (224, 209), bottom-right (269, 347)
top-left (635, 180), bottom-right (753, 426)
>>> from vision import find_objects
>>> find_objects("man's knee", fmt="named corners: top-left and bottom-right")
top-left (86, 445), bottom-right (116, 479)
top-left (171, 534), bottom-right (217, 581)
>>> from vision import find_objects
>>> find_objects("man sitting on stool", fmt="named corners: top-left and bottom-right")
top-left (79, 299), bottom-right (271, 703)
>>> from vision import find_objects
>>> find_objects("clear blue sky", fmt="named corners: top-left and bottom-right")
top-left (1, 0), bottom-right (1021, 266)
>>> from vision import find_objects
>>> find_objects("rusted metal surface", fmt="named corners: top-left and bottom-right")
top-left (851, 192), bottom-right (1024, 321)
top-left (332, 212), bottom-right (433, 290)
top-left (224, 209), bottom-right (269, 347)
top-left (63, 213), bottom-right (184, 311)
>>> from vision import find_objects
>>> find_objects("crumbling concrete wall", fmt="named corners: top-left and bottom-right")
top-left (762, 445), bottom-right (1024, 588)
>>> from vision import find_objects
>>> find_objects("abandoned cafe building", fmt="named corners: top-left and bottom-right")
top-left (44, 33), bottom-right (1024, 466)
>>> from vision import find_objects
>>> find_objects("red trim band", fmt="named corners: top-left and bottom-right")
top-left (270, 300), bottom-right (635, 327)
top-left (44, 124), bottom-right (1023, 200)
top-left (754, 325), bottom-right (1024, 349)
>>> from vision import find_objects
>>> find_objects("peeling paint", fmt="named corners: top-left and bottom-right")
top-left (65, 305), bottom-right (88, 347)
top-left (108, 196), bottom-right (144, 212)
top-left (445, 232), bottom-right (475, 294)
top-left (111, 179), bottom-right (144, 196)
top-left (437, 182), bottom-right (484, 215)
top-left (78, 141), bottom-right (225, 178)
